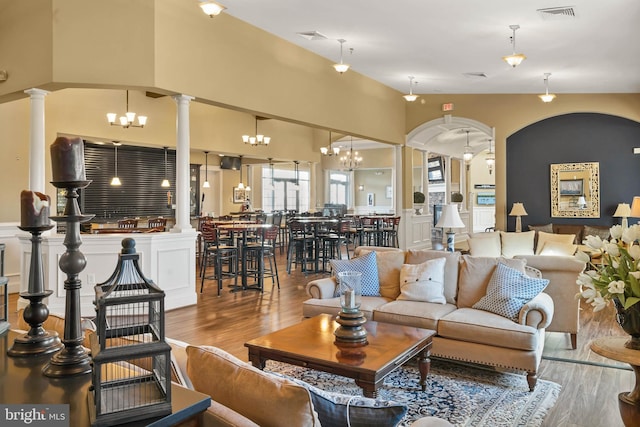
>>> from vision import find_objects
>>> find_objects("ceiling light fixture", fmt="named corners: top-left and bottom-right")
top-left (292, 161), bottom-right (300, 190)
top-left (502, 25), bottom-right (526, 68)
top-left (161, 147), bottom-right (170, 187)
top-left (486, 139), bottom-right (495, 175)
top-left (199, 1), bottom-right (226, 17)
top-left (403, 76), bottom-right (419, 102)
top-left (463, 130), bottom-right (473, 163)
top-left (333, 39), bottom-right (351, 74)
top-left (538, 72), bottom-right (557, 103)
top-left (320, 131), bottom-right (340, 156)
top-left (110, 142), bottom-right (122, 186)
top-left (242, 116), bottom-right (271, 146)
top-left (244, 164), bottom-right (251, 192)
top-left (238, 155), bottom-right (245, 190)
top-left (203, 151), bottom-right (210, 188)
top-left (107, 90), bottom-right (147, 128)
top-left (340, 136), bottom-right (363, 171)
top-left (266, 158), bottom-right (275, 190)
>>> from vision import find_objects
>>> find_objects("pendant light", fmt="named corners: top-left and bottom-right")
top-left (403, 76), bottom-right (419, 102)
top-left (110, 142), bottom-right (122, 186)
top-left (486, 139), bottom-right (495, 175)
top-left (502, 25), bottom-right (526, 68)
top-left (203, 151), bottom-right (210, 188)
top-left (106, 90), bottom-right (147, 128)
top-left (320, 131), bottom-right (340, 156)
top-left (333, 39), bottom-right (351, 74)
top-left (266, 158), bottom-right (275, 190)
top-left (161, 147), bottom-right (170, 187)
top-left (538, 73), bottom-right (557, 103)
top-left (245, 164), bottom-right (251, 192)
top-left (292, 161), bottom-right (300, 190)
top-left (199, 1), bottom-right (226, 17)
top-left (242, 116), bottom-right (271, 146)
top-left (462, 130), bottom-right (473, 163)
top-left (238, 155), bottom-right (244, 190)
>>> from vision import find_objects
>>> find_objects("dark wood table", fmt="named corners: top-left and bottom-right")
top-left (0, 329), bottom-right (210, 427)
top-left (245, 314), bottom-right (435, 398)
top-left (591, 337), bottom-right (640, 427)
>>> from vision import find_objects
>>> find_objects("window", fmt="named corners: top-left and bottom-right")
top-left (262, 164), bottom-right (309, 212)
top-left (328, 171), bottom-right (349, 206)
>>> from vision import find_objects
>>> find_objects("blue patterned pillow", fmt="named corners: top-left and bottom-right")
top-left (472, 263), bottom-right (549, 321)
top-left (330, 251), bottom-right (380, 297)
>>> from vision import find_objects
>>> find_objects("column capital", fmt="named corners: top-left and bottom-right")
top-left (24, 88), bottom-right (50, 97)
top-left (172, 94), bottom-right (195, 104)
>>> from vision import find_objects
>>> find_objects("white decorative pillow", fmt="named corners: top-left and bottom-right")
top-left (500, 231), bottom-right (535, 258)
top-left (397, 258), bottom-right (446, 304)
top-left (468, 232), bottom-right (501, 257)
top-left (535, 231), bottom-right (576, 254)
top-left (472, 263), bottom-right (549, 321)
top-left (539, 241), bottom-right (577, 256)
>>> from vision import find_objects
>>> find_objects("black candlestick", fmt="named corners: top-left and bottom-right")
top-left (8, 224), bottom-right (63, 357)
top-left (43, 181), bottom-right (94, 377)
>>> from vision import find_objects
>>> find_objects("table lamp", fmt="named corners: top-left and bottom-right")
top-left (613, 202), bottom-right (631, 228)
top-left (435, 204), bottom-right (465, 252)
top-left (509, 202), bottom-right (528, 232)
top-left (577, 196), bottom-right (587, 209)
top-left (630, 197), bottom-right (640, 225)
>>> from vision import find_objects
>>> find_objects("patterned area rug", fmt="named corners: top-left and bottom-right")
top-left (265, 358), bottom-right (561, 427)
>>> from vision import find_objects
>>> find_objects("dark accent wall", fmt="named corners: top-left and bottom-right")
top-left (506, 113), bottom-right (640, 231)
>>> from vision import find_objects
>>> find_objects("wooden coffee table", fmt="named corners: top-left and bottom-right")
top-left (245, 313), bottom-right (435, 398)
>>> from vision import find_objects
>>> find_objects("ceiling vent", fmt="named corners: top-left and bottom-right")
top-left (463, 72), bottom-right (488, 80)
top-left (537, 6), bottom-right (577, 19)
top-left (296, 31), bottom-right (328, 41)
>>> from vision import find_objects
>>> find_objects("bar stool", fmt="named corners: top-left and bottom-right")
top-left (242, 225), bottom-right (280, 292)
top-left (286, 220), bottom-right (316, 274)
top-left (200, 225), bottom-right (238, 295)
top-left (319, 220), bottom-right (351, 272)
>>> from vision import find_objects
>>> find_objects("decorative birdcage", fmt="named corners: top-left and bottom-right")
top-left (88, 238), bottom-right (171, 427)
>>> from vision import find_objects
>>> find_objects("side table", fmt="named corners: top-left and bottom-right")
top-left (591, 337), bottom-right (640, 427)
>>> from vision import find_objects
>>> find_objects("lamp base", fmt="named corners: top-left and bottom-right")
top-left (445, 231), bottom-right (456, 252)
top-left (334, 310), bottom-right (368, 344)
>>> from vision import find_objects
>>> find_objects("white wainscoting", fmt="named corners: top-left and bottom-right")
top-left (0, 222), bottom-right (23, 294)
top-left (473, 206), bottom-right (496, 233)
top-left (398, 209), bottom-right (471, 251)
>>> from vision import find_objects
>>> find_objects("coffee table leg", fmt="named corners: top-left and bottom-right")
top-left (355, 380), bottom-right (379, 398)
top-left (247, 351), bottom-right (266, 370)
top-left (418, 347), bottom-right (431, 391)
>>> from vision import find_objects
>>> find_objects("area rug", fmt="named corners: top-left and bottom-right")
top-left (265, 359), bottom-right (561, 427)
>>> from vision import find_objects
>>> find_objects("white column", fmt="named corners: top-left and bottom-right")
top-left (310, 162), bottom-right (318, 211)
top-left (460, 158), bottom-right (467, 211)
top-left (25, 88), bottom-right (49, 193)
top-left (422, 150), bottom-right (429, 212)
top-left (172, 94), bottom-right (195, 232)
top-left (444, 155), bottom-right (452, 203)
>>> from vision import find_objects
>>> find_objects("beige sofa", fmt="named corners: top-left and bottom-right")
top-left (303, 247), bottom-right (555, 391)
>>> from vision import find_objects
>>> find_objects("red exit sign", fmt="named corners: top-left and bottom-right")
top-left (442, 103), bottom-right (454, 111)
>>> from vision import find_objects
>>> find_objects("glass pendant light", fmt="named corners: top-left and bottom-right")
top-left (538, 73), bottom-right (557, 103)
top-left (161, 147), bottom-right (170, 187)
top-left (463, 130), bottom-right (473, 163)
top-left (202, 151), bottom-right (210, 188)
top-left (110, 142), bottom-right (122, 186)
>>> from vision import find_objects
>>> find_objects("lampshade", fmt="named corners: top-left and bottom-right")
top-left (630, 197), bottom-right (640, 218)
top-left (509, 203), bottom-right (528, 216)
top-left (435, 204), bottom-right (465, 229)
top-left (577, 196), bottom-right (587, 208)
top-left (614, 203), bottom-right (631, 217)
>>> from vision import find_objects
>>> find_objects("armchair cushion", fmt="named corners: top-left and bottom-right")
top-left (538, 241), bottom-right (577, 256)
top-left (535, 231), bottom-right (576, 254)
top-left (330, 251), bottom-right (380, 296)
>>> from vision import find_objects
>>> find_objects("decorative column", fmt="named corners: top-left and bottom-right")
top-left (444, 155), bottom-right (452, 203)
top-left (422, 150), bottom-right (429, 212)
top-left (25, 88), bottom-right (49, 193)
top-left (172, 94), bottom-right (195, 232)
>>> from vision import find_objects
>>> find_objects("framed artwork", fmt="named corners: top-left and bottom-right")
top-left (367, 193), bottom-right (375, 207)
top-left (385, 186), bottom-right (392, 199)
top-left (233, 187), bottom-right (246, 204)
top-left (559, 179), bottom-right (583, 196)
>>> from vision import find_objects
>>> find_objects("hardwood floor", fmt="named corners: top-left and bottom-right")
top-left (8, 252), bottom-right (634, 427)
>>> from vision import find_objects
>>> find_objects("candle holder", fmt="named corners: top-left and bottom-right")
top-left (334, 271), bottom-right (368, 345)
top-left (43, 180), bottom-right (94, 377)
top-left (8, 224), bottom-right (63, 357)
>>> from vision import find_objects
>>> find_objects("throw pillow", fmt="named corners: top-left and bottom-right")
top-left (331, 251), bottom-right (380, 297)
top-left (472, 263), bottom-right (549, 321)
top-left (357, 249), bottom-right (405, 299)
top-left (539, 241), bottom-right (577, 256)
top-left (271, 372), bottom-right (407, 427)
top-left (405, 250), bottom-right (460, 304)
top-left (467, 232), bottom-right (501, 257)
top-left (397, 258), bottom-right (447, 304)
top-left (457, 255), bottom-right (527, 308)
top-left (186, 345), bottom-right (320, 427)
top-left (528, 224), bottom-right (553, 233)
top-left (535, 231), bottom-right (576, 254)
top-left (500, 230), bottom-right (535, 258)
top-left (583, 225), bottom-right (610, 241)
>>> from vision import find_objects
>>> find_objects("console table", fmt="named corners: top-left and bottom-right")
top-left (1, 329), bottom-right (210, 426)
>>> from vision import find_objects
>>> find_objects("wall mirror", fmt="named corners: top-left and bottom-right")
top-left (550, 162), bottom-right (600, 218)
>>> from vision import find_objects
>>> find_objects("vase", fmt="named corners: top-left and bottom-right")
top-left (613, 299), bottom-right (640, 350)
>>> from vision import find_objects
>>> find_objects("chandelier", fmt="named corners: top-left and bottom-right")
top-left (333, 39), bottom-right (351, 74)
top-left (538, 73), bottom-right (557, 103)
top-left (403, 76), bottom-right (419, 102)
top-left (199, 1), bottom-right (226, 17)
top-left (502, 25), bottom-right (526, 68)
top-left (486, 139), bottom-right (495, 175)
top-left (107, 90), bottom-right (147, 128)
top-left (320, 131), bottom-right (340, 156)
top-left (242, 116), bottom-right (271, 146)
top-left (340, 137), bottom-right (362, 171)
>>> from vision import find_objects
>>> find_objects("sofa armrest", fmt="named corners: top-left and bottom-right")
top-left (200, 401), bottom-right (261, 427)
top-left (306, 277), bottom-right (337, 299)
top-left (518, 292), bottom-right (554, 329)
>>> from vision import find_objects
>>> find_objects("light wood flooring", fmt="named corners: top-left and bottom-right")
top-left (8, 251), bottom-right (635, 427)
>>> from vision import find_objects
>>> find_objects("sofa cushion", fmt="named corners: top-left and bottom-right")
top-left (535, 231), bottom-right (576, 254)
top-left (405, 250), bottom-right (460, 304)
top-left (373, 300), bottom-right (457, 330)
top-left (358, 249), bottom-right (405, 299)
top-left (186, 345), bottom-right (320, 427)
top-left (457, 256), bottom-right (527, 308)
top-left (437, 308), bottom-right (540, 351)
top-left (397, 258), bottom-right (446, 304)
top-left (538, 241), bottom-right (577, 256)
top-left (552, 224), bottom-right (583, 244)
top-left (331, 251), bottom-right (380, 296)
top-left (500, 231), bottom-right (535, 258)
top-left (472, 263), bottom-right (549, 321)
top-left (467, 232), bottom-right (501, 257)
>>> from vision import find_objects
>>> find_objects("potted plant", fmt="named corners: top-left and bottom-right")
top-left (413, 191), bottom-right (425, 215)
top-left (451, 192), bottom-right (463, 203)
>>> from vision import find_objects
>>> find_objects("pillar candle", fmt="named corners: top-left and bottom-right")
top-left (50, 136), bottom-right (86, 182)
top-left (20, 190), bottom-right (51, 228)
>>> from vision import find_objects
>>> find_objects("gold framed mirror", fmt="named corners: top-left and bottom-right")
top-left (550, 162), bottom-right (600, 218)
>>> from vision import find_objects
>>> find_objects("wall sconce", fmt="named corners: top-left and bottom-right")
top-left (358, 185), bottom-right (364, 191)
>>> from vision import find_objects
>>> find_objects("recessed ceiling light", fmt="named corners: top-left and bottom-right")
top-left (296, 31), bottom-right (328, 41)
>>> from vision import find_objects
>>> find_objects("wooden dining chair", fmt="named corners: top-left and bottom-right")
top-left (147, 217), bottom-right (167, 231)
top-left (200, 224), bottom-right (239, 295)
top-left (118, 219), bottom-right (138, 229)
